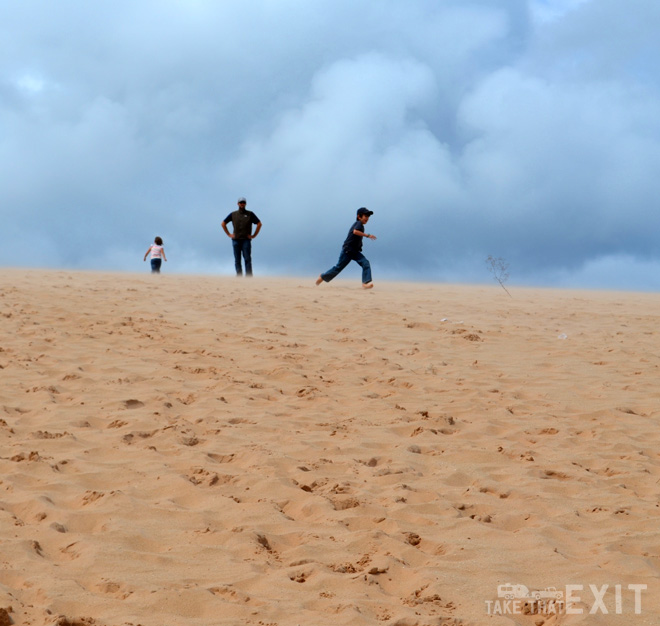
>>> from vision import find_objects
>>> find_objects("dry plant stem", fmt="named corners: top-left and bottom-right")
top-left (486, 255), bottom-right (512, 297)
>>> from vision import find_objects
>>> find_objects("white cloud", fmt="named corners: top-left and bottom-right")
top-left (16, 73), bottom-right (46, 94)
top-left (531, 0), bottom-right (593, 24)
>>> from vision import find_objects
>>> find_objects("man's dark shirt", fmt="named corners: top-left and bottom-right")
top-left (342, 220), bottom-right (364, 254)
top-left (224, 209), bottom-right (260, 240)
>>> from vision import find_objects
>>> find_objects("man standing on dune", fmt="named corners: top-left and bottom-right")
top-left (316, 207), bottom-right (377, 289)
top-left (221, 197), bottom-right (262, 276)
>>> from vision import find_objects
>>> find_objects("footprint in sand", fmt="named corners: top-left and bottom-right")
top-left (122, 399), bottom-right (144, 409)
top-left (52, 615), bottom-right (96, 625)
top-left (405, 532), bottom-right (422, 546)
top-left (93, 580), bottom-right (133, 600)
top-left (288, 569), bottom-right (311, 583)
top-left (81, 490), bottom-right (105, 505)
top-left (0, 608), bottom-right (11, 626)
top-left (187, 468), bottom-right (235, 486)
top-left (207, 452), bottom-right (235, 463)
top-left (59, 542), bottom-right (82, 561)
top-left (208, 586), bottom-right (251, 604)
top-left (541, 469), bottom-right (570, 480)
top-left (330, 496), bottom-right (361, 511)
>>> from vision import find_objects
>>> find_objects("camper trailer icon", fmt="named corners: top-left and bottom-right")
top-left (498, 583), bottom-right (563, 601)
top-left (498, 583), bottom-right (530, 600)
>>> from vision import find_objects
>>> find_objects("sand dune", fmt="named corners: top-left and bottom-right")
top-left (1, 269), bottom-right (659, 625)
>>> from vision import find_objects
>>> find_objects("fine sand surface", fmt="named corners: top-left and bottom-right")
top-left (1, 269), bottom-right (660, 626)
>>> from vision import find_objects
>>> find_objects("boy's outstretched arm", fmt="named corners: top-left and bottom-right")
top-left (353, 229), bottom-right (376, 240)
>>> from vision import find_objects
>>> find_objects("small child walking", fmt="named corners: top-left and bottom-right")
top-left (316, 208), bottom-right (376, 289)
top-left (144, 237), bottom-right (167, 273)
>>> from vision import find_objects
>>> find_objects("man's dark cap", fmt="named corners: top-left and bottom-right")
top-left (357, 207), bottom-right (373, 217)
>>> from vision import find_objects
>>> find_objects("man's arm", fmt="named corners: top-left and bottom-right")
top-left (251, 222), bottom-right (262, 239)
top-left (221, 221), bottom-right (234, 239)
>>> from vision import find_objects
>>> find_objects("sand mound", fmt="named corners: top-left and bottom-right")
top-left (1, 269), bottom-right (659, 625)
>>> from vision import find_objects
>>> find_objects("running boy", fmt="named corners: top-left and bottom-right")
top-left (316, 208), bottom-right (376, 289)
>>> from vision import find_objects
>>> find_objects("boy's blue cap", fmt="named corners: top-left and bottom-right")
top-left (357, 207), bottom-right (373, 217)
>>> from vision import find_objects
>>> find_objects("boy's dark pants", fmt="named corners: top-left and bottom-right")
top-left (321, 249), bottom-right (372, 284)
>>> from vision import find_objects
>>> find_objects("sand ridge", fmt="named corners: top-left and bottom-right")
top-left (1, 269), bottom-right (660, 625)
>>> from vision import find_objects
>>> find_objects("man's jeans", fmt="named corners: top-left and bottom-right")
top-left (321, 249), bottom-right (372, 284)
top-left (232, 238), bottom-right (253, 276)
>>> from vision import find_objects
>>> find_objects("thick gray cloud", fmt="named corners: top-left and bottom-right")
top-left (2, 0), bottom-right (660, 289)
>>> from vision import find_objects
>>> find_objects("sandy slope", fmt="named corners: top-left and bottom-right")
top-left (1, 269), bottom-right (659, 626)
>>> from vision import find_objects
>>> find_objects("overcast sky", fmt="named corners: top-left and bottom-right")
top-left (2, 0), bottom-right (660, 289)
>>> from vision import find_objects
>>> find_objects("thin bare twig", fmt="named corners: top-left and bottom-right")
top-left (486, 255), bottom-right (512, 297)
